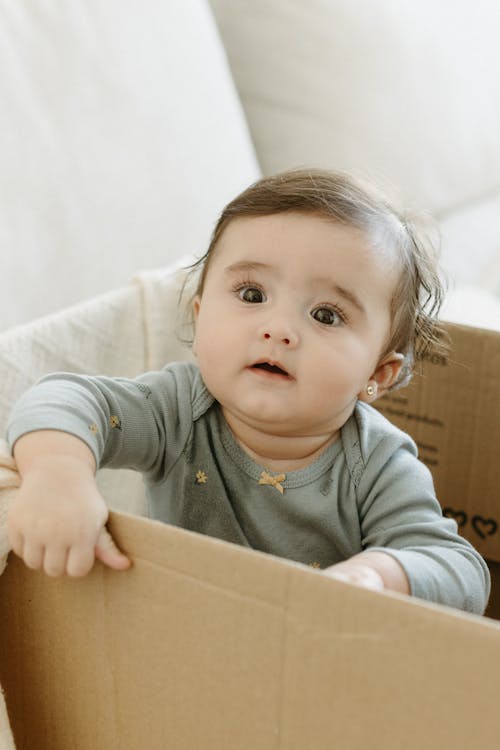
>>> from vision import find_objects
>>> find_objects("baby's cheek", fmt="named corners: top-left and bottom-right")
top-left (195, 343), bottom-right (226, 397)
top-left (307, 377), bottom-right (358, 422)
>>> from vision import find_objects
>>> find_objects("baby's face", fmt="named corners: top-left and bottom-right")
top-left (193, 212), bottom-right (400, 442)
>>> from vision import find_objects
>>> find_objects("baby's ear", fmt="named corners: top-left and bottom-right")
top-left (358, 352), bottom-right (405, 403)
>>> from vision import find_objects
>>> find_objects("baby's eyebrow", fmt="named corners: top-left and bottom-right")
top-left (224, 261), bottom-right (272, 275)
top-left (311, 277), bottom-right (366, 316)
top-left (330, 283), bottom-right (366, 316)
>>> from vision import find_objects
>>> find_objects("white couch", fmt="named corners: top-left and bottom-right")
top-left (1, 0), bottom-right (500, 331)
top-left (0, 1), bottom-right (259, 330)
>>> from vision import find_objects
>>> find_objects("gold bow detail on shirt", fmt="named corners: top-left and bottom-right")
top-left (258, 470), bottom-right (286, 494)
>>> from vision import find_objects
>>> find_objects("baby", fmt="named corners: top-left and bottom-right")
top-left (6, 169), bottom-right (490, 613)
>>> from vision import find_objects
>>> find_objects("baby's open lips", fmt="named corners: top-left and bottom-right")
top-left (250, 360), bottom-right (291, 378)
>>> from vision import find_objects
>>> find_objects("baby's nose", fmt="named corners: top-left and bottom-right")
top-left (263, 332), bottom-right (293, 345)
top-left (261, 320), bottom-right (299, 347)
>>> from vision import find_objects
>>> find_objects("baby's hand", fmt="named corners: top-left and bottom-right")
top-left (322, 551), bottom-right (410, 594)
top-left (323, 559), bottom-right (385, 592)
top-left (7, 431), bottom-right (130, 577)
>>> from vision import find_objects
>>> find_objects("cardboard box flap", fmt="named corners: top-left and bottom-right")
top-left (1, 511), bottom-right (500, 749)
top-left (377, 321), bottom-right (500, 561)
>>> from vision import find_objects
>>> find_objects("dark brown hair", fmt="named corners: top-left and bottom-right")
top-left (183, 168), bottom-right (446, 388)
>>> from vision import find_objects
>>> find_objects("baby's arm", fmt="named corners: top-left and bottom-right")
top-left (357, 436), bottom-right (489, 612)
top-left (8, 430), bottom-right (130, 577)
top-left (6, 366), bottom-right (196, 576)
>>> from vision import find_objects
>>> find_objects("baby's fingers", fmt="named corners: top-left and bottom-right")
top-left (8, 528), bottom-right (45, 572)
top-left (66, 544), bottom-right (96, 578)
top-left (7, 525), bottom-right (24, 560)
top-left (43, 545), bottom-right (69, 577)
top-left (95, 527), bottom-right (131, 571)
top-left (23, 542), bottom-right (45, 571)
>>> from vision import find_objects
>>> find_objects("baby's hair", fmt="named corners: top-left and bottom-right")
top-left (183, 168), bottom-right (447, 389)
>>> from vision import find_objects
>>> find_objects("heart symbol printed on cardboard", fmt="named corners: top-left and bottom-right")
top-left (442, 508), bottom-right (468, 528)
top-left (471, 516), bottom-right (498, 539)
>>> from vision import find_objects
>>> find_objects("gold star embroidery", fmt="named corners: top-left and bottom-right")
top-left (309, 562), bottom-right (322, 569)
top-left (110, 415), bottom-right (121, 429)
top-left (195, 470), bottom-right (208, 485)
top-left (258, 470), bottom-right (286, 494)
top-left (89, 423), bottom-right (99, 434)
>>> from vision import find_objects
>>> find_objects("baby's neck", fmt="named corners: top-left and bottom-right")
top-left (221, 408), bottom-right (339, 472)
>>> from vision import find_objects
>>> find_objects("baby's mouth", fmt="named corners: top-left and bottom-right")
top-left (251, 361), bottom-right (291, 378)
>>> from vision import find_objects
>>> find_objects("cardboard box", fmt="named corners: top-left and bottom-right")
top-left (376, 321), bottom-right (500, 563)
top-left (2, 510), bottom-right (500, 750)
top-left (2, 319), bottom-right (500, 749)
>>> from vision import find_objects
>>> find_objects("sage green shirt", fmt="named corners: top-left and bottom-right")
top-left (7, 362), bottom-right (490, 613)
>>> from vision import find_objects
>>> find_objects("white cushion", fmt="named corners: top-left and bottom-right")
top-left (439, 191), bottom-right (500, 295)
top-left (0, 1), bottom-right (259, 330)
top-left (210, 0), bottom-right (500, 215)
top-left (442, 286), bottom-right (500, 332)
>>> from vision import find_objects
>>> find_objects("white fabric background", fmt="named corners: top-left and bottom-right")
top-left (210, 0), bottom-right (500, 305)
top-left (0, 1), bottom-right (259, 330)
top-left (210, 0), bottom-right (500, 214)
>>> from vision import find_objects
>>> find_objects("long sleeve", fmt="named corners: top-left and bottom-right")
top-left (343, 403), bottom-right (490, 614)
top-left (6, 363), bottom-right (211, 483)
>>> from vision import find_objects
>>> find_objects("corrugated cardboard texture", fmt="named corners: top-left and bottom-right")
top-left (377, 321), bottom-right (500, 562)
top-left (1, 511), bottom-right (500, 749)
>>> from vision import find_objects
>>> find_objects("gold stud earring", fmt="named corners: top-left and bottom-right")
top-left (366, 384), bottom-right (375, 397)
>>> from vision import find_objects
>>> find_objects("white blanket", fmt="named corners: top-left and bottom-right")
top-left (0, 689), bottom-right (15, 750)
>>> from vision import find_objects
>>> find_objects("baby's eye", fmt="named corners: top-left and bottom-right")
top-left (311, 306), bottom-right (343, 326)
top-left (238, 286), bottom-right (266, 304)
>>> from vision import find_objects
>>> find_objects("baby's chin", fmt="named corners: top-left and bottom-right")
top-left (221, 403), bottom-right (339, 441)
